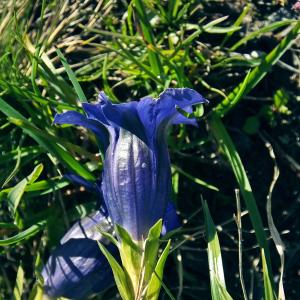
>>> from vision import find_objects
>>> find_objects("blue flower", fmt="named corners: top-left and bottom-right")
top-left (42, 211), bottom-right (116, 299)
top-left (42, 204), bottom-right (180, 299)
top-left (54, 88), bottom-right (207, 240)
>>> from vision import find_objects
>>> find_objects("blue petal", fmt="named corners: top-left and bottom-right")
top-left (137, 88), bottom-right (208, 144)
top-left (102, 128), bottom-right (160, 240)
top-left (161, 202), bottom-right (181, 235)
top-left (82, 93), bottom-right (146, 143)
top-left (42, 211), bottom-right (116, 299)
top-left (53, 110), bottom-right (109, 150)
top-left (97, 89), bottom-right (206, 239)
top-left (53, 89), bottom-right (206, 240)
top-left (64, 173), bottom-right (96, 191)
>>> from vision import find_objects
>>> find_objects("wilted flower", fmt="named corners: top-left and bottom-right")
top-left (54, 88), bottom-right (207, 240)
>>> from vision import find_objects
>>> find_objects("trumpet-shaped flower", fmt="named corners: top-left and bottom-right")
top-left (54, 88), bottom-right (207, 240)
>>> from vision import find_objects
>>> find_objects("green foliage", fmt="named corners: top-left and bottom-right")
top-left (99, 220), bottom-right (171, 300)
top-left (0, 0), bottom-right (299, 299)
top-left (203, 200), bottom-right (233, 300)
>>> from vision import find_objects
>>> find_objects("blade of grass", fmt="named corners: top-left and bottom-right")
top-left (7, 164), bottom-right (43, 215)
top-left (12, 263), bottom-right (24, 300)
top-left (261, 134), bottom-right (285, 300)
top-left (56, 48), bottom-right (87, 102)
top-left (172, 164), bottom-right (219, 191)
top-left (133, 0), bottom-right (163, 77)
top-left (215, 20), bottom-right (300, 116)
top-left (230, 20), bottom-right (295, 51)
top-left (0, 97), bottom-right (95, 180)
top-left (203, 200), bottom-right (232, 300)
top-left (262, 249), bottom-right (275, 300)
top-left (221, 3), bottom-right (251, 47)
top-left (2, 146), bottom-right (22, 188)
top-left (208, 113), bottom-right (274, 287)
top-left (0, 220), bottom-right (46, 246)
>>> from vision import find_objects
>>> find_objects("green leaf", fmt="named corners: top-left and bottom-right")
top-left (0, 221), bottom-right (46, 246)
top-left (116, 224), bottom-right (143, 293)
top-left (172, 165), bottom-right (219, 191)
top-left (221, 3), bottom-right (251, 46)
top-left (203, 200), bottom-right (232, 300)
top-left (2, 146), bottom-right (22, 188)
top-left (98, 241), bottom-right (134, 300)
top-left (13, 263), bottom-right (25, 300)
top-left (146, 240), bottom-right (171, 300)
top-left (230, 20), bottom-right (295, 51)
top-left (7, 164), bottom-right (43, 215)
top-left (56, 48), bottom-right (87, 102)
top-left (273, 89), bottom-right (291, 115)
top-left (143, 219), bottom-right (163, 282)
top-left (133, 0), bottom-right (163, 77)
top-left (116, 224), bottom-right (142, 254)
top-left (1, 177), bottom-right (69, 200)
top-left (215, 20), bottom-right (300, 116)
top-left (262, 249), bottom-right (276, 300)
top-left (0, 97), bottom-right (94, 181)
top-left (208, 114), bottom-right (274, 287)
top-left (148, 219), bottom-right (163, 240)
top-left (96, 226), bottom-right (119, 247)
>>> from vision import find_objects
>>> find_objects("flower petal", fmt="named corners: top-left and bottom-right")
top-left (161, 202), bottom-right (181, 235)
top-left (82, 93), bottom-right (146, 143)
top-left (53, 110), bottom-right (109, 150)
top-left (42, 211), bottom-right (116, 299)
top-left (137, 88), bottom-right (208, 144)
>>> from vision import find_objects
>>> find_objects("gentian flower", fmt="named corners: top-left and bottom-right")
top-left (45, 88), bottom-right (206, 299)
top-left (53, 88), bottom-right (207, 240)
top-left (42, 203), bottom-right (180, 299)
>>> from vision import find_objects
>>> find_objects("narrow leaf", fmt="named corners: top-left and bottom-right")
top-left (0, 221), bottom-right (46, 246)
top-left (7, 164), bottom-right (43, 215)
top-left (262, 249), bottom-right (275, 300)
top-left (216, 20), bottom-right (300, 116)
top-left (208, 114), bottom-right (274, 286)
top-left (56, 48), bottom-right (87, 102)
top-left (146, 240), bottom-right (171, 300)
top-left (203, 200), bottom-right (232, 300)
top-left (98, 242), bottom-right (134, 300)
top-left (13, 263), bottom-right (25, 300)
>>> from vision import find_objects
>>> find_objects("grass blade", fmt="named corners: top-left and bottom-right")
top-left (230, 20), bottom-right (295, 51)
top-left (172, 164), bottom-right (219, 191)
top-left (13, 263), bottom-right (24, 300)
top-left (262, 249), bottom-right (275, 300)
top-left (7, 164), bottom-right (43, 215)
top-left (215, 20), bottom-right (300, 117)
top-left (56, 48), bottom-right (87, 102)
top-left (133, 0), bottom-right (163, 77)
top-left (203, 200), bottom-right (232, 300)
top-left (0, 221), bottom-right (46, 246)
top-left (0, 97), bottom-right (94, 181)
top-left (208, 114), bottom-right (274, 287)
